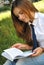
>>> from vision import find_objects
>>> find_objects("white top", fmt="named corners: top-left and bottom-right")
top-left (28, 12), bottom-right (44, 48)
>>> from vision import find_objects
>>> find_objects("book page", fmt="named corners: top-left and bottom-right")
top-left (2, 52), bottom-right (12, 61)
top-left (2, 48), bottom-right (34, 61)
top-left (13, 50), bottom-right (34, 59)
top-left (23, 50), bottom-right (34, 57)
top-left (3, 48), bottom-right (23, 60)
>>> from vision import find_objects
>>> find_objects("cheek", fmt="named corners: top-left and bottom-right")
top-left (22, 14), bottom-right (26, 19)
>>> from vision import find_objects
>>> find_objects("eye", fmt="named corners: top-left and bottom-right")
top-left (19, 11), bottom-right (24, 14)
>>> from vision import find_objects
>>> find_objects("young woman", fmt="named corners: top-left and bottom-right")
top-left (4, 0), bottom-right (44, 65)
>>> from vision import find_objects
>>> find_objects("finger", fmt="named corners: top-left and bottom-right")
top-left (31, 51), bottom-right (39, 56)
top-left (11, 43), bottom-right (22, 48)
top-left (12, 45), bottom-right (21, 48)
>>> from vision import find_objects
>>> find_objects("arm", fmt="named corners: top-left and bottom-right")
top-left (11, 43), bottom-right (33, 50)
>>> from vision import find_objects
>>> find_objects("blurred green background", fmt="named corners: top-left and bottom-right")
top-left (0, 0), bottom-right (44, 65)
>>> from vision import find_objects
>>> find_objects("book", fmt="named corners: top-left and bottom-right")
top-left (1, 48), bottom-right (34, 61)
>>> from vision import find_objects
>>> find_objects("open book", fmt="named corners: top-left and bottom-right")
top-left (1, 48), bottom-right (34, 61)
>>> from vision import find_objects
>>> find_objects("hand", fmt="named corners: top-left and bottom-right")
top-left (31, 47), bottom-right (43, 57)
top-left (11, 43), bottom-right (32, 50)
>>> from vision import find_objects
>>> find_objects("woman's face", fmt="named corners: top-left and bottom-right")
top-left (13, 7), bottom-right (30, 23)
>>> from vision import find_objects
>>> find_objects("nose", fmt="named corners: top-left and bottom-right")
top-left (18, 15), bottom-right (23, 20)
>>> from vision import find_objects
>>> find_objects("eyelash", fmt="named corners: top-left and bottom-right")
top-left (16, 12), bottom-right (24, 18)
top-left (20, 12), bottom-right (23, 14)
top-left (17, 13), bottom-right (23, 18)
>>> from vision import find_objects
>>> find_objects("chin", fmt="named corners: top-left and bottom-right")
top-left (25, 21), bottom-right (29, 23)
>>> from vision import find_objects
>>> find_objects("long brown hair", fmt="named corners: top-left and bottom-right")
top-left (11, 0), bottom-right (38, 46)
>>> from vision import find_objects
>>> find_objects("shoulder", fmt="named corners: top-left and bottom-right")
top-left (35, 12), bottom-right (44, 25)
top-left (38, 12), bottom-right (44, 26)
top-left (37, 12), bottom-right (44, 18)
top-left (35, 12), bottom-right (44, 19)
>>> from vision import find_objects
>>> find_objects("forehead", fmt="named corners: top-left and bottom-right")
top-left (13, 7), bottom-right (22, 16)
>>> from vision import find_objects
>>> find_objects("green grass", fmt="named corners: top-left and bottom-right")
top-left (0, 17), bottom-right (24, 64)
top-left (0, 11), bottom-right (25, 65)
top-left (0, 1), bottom-right (44, 65)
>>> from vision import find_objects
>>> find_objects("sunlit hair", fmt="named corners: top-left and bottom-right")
top-left (11, 0), bottom-right (38, 46)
